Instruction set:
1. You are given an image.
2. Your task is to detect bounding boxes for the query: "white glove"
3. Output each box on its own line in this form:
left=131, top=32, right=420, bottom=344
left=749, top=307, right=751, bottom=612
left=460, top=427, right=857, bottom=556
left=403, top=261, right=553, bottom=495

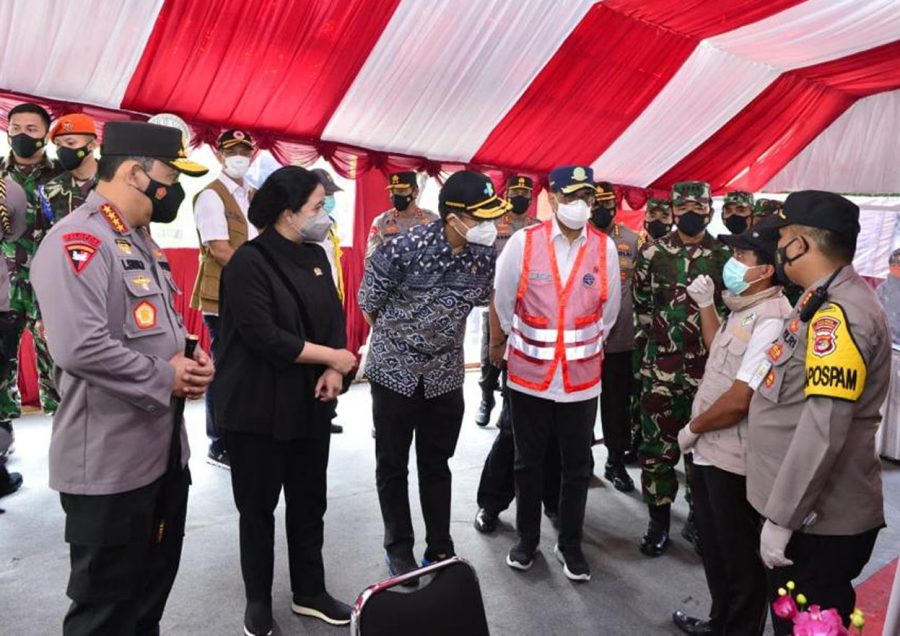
left=677, top=424, right=699, bottom=453
left=686, top=274, right=715, bottom=308
left=760, top=519, right=794, bottom=569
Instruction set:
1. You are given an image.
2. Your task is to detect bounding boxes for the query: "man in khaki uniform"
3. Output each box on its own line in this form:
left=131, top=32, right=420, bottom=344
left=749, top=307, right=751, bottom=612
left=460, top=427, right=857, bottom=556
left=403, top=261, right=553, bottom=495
left=364, top=171, right=437, bottom=263
left=745, top=192, right=890, bottom=634
left=31, top=121, right=214, bottom=635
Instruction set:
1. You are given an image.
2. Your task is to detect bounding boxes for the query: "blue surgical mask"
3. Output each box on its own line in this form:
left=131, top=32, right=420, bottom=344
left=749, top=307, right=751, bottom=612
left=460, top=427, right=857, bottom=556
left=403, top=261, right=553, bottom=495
left=323, top=195, right=336, bottom=215
left=723, top=257, right=760, bottom=295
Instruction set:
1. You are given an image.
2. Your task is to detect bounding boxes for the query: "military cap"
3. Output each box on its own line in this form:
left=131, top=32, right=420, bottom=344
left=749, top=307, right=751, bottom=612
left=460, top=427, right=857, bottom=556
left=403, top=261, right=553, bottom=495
left=440, top=170, right=510, bottom=220
left=386, top=171, right=418, bottom=191
left=671, top=181, right=712, bottom=206
left=549, top=165, right=594, bottom=194
left=310, top=168, right=343, bottom=194
left=646, top=197, right=671, bottom=212
left=767, top=190, right=859, bottom=239
left=718, top=224, right=779, bottom=260
left=594, top=181, right=616, bottom=202
left=217, top=129, right=255, bottom=150
left=101, top=121, right=208, bottom=176
left=50, top=113, right=97, bottom=140
left=752, top=198, right=783, bottom=218
left=506, top=175, right=533, bottom=191
left=724, top=190, right=754, bottom=208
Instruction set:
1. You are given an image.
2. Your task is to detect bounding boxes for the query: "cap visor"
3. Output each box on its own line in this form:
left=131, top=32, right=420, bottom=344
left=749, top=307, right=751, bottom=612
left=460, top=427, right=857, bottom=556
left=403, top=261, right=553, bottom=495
left=470, top=198, right=512, bottom=220
left=220, top=139, right=255, bottom=150
left=167, top=158, right=209, bottom=177
left=717, top=233, right=756, bottom=250
left=560, top=183, right=595, bottom=195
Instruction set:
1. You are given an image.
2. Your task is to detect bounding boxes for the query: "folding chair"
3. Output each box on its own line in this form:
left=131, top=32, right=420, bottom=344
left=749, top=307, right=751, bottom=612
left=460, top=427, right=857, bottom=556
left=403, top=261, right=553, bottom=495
left=351, top=556, right=490, bottom=636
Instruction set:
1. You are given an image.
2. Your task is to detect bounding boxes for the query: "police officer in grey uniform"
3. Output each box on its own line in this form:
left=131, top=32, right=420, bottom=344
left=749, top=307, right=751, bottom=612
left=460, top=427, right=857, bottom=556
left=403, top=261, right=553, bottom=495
left=31, top=121, right=214, bottom=635
left=364, top=171, right=438, bottom=263
left=0, top=175, right=28, bottom=499
left=745, top=192, right=890, bottom=634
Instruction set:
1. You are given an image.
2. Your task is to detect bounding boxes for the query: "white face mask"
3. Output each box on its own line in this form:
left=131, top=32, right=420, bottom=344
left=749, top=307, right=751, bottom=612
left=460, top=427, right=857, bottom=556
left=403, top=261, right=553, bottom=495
left=555, top=199, right=591, bottom=230
left=465, top=220, right=498, bottom=246
left=223, top=155, right=251, bottom=179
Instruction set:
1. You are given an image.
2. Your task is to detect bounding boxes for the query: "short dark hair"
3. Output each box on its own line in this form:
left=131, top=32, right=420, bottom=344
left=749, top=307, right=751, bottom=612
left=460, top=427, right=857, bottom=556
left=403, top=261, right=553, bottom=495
left=248, top=166, right=320, bottom=229
left=8, top=103, right=51, bottom=132
left=797, top=225, right=855, bottom=264
left=752, top=248, right=775, bottom=267
left=97, top=155, right=154, bottom=182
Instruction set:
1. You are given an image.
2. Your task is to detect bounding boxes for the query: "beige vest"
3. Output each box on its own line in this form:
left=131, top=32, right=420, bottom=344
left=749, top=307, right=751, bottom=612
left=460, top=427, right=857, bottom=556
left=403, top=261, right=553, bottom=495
left=190, top=180, right=253, bottom=314
left=692, top=289, right=792, bottom=475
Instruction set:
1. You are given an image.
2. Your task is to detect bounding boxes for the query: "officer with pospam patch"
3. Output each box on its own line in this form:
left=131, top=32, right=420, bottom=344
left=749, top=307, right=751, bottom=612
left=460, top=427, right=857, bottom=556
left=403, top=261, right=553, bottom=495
left=745, top=191, right=890, bottom=634
left=31, top=121, right=215, bottom=634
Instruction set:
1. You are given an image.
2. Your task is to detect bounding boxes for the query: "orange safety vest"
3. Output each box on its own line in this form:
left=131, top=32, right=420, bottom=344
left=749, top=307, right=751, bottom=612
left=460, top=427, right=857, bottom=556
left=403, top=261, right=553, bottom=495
left=507, top=221, right=608, bottom=394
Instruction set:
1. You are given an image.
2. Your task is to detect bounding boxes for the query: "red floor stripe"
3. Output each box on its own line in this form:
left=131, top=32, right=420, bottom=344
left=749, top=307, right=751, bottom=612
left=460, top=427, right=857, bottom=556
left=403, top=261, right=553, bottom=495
left=855, top=557, right=897, bottom=635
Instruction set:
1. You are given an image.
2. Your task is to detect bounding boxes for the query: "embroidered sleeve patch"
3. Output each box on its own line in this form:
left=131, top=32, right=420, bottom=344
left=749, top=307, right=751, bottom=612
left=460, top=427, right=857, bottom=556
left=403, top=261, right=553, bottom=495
left=804, top=303, right=866, bottom=401
left=62, top=232, right=101, bottom=275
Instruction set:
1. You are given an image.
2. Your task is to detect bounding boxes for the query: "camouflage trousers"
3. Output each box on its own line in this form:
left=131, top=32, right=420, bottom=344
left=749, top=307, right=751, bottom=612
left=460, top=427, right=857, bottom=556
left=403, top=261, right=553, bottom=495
left=0, top=312, right=59, bottom=421
left=638, top=376, right=695, bottom=507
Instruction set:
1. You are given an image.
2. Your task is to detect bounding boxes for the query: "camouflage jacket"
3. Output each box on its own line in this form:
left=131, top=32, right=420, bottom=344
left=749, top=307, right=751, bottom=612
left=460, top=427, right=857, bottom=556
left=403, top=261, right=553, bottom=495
left=632, top=231, right=730, bottom=384
left=38, top=171, right=98, bottom=226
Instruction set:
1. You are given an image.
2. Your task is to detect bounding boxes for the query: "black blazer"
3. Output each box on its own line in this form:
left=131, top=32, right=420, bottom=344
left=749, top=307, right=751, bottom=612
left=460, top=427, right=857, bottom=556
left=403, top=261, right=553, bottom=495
left=213, top=228, right=346, bottom=440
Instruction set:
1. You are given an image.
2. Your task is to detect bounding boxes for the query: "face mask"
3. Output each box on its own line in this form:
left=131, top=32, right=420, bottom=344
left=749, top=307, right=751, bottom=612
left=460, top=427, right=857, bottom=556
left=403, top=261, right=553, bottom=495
left=392, top=193, right=413, bottom=212
left=290, top=209, right=333, bottom=243
left=463, top=220, right=498, bottom=246
left=10, top=133, right=44, bottom=159
left=323, top=195, right=336, bottom=215
left=724, top=215, right=748, bottom=235
left=774, top=237, right=806, bottom=285
left=223, top=155, right=250, bottom=179
left=645, top=219, right=669, bottom=239
left=722, top=257, right=764, bottom=295
left=556, top=199, right=591, bottom=230
left=140, top=173, right=185, bottom=224
left=57, top=145, right=91, bottom=172
left=509, top=196, right=530, bottom=215
left=675, top=211, right=707, bottom=237
left=591, top=207, right=614, bottom=229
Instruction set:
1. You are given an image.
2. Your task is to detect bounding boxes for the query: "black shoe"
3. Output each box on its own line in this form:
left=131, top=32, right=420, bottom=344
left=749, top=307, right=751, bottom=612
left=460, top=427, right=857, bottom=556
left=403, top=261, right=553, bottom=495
left=622, top=448, right=639, bottom=465
left=672, top=610, right=716, bottom=635
left=385, top=552, right=420, bottom=588
left=422, top=548, right=455, bottom=567
left=474, top=393, right=495, bottom=427
left=544, top=510, right=560, bottom=530
left=207, top=446, right=230, bottom=469
left=474, top=508, right=499, bottom=533
left=640, top=505, right=671, bottom=557
left=0, top=472, right=23, bottom=498
left=554, top=544, right=591, bottom=582
left=243, top=601, right=273, bottom=636
left=330, top=423, right=343, bottom=434
left=682, top=512, right=702, bottom=556
left=506, top=541, right=536, bottom=571
left=291, top=591, right=351, bottom=626
left=603, top=461, right=635, bottom=492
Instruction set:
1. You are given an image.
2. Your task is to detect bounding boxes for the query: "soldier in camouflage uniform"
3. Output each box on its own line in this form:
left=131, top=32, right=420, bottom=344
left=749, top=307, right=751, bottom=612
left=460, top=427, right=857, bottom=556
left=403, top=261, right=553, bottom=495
left=0, top=103, right=62, bottom=433
left=364, top=171, right=438, bottom=263
left=722, top=190, right=754, bottom=235
left=37, top=113, right=99, bottom=226
left=642, top=197, right=673, bottom=243
left=748, top=197, right=783, bottom=229
left=633, top=181, right=730, bottom=557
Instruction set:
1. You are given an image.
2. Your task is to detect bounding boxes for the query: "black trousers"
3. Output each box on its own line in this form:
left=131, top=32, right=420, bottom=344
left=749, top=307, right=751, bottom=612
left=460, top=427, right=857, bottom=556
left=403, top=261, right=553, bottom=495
left=691, top=464, right=766, bottom=636
left=478, top=310, right=501, bottom=394
left=225, top=431, right=331, bottom=601
left=509, top=389, right=596, bottom=549
left=476, top=372, right=560, bottom=515
left=60, top=468, right=190, bottom=636
left=203, top=315, right=220, bottom=447
left=372, top=380, right=464, bottom=560
left=767, top=526, right=881, bottom=635
left=599, top=350, right=634, bottom=459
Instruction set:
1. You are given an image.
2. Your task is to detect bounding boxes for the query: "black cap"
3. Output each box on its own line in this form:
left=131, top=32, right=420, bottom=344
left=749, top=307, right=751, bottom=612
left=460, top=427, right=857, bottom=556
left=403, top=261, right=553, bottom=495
left=506, top=175, right=533, bottom=191
left=310, top=168, right=343, bottom=194
left=767, top=190, right=860, bottom=238
left=386, top=171, right=417, bottom=191
left=718, top=222, right=779, bottom=260
left=102, top=121, right=208, bottom=176
left=439, top=170, right=510, bottom=220
left=217, top=129, right=255, bottom=150
left=594, top=181, right=615, bottom=202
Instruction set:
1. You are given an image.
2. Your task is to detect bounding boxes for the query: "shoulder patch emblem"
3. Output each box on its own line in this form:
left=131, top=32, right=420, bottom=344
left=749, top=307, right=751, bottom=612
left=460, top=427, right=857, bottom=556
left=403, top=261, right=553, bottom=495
left=805, top=303, right=866, bottom=401
left=62, top=232, right=101, bottom=275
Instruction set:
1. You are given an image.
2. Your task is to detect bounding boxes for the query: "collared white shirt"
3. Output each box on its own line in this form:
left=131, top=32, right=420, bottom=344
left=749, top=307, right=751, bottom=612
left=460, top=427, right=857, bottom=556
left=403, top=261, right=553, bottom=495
left=193, top=173, right=257, bottom=245
left=494, top=216, right=621, bottom=403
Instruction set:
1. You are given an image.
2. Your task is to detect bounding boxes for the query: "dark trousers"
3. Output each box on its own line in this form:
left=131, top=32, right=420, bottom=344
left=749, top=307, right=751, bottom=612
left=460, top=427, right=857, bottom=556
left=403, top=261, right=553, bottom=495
left=767, top=526, right=881, bottom=635
left=599, top=350, right=634, bottom=460
left=509, top=389, right=596, bottom=549
left=60, top=469, right=190, bottom=636
left=225, top=431, right=330, bottom=601
left=478, top=310, right=501, bottom=394
left=691, top=464, right=766, bottom=636
left=372, top=380, right=464, bottom=560
left=476, top=373, right=560, bottom=515
left=203, top=315, right=220, bottom=447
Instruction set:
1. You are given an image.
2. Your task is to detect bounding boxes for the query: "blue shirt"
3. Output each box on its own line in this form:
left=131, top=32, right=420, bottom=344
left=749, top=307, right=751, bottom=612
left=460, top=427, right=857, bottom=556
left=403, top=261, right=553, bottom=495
left=358, top=221, right=495, bottom=398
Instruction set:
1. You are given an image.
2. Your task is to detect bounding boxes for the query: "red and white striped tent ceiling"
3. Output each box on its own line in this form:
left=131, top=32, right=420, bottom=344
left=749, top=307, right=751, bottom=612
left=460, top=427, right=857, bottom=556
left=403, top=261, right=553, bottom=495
left=2, top=0, right=900, bottom=194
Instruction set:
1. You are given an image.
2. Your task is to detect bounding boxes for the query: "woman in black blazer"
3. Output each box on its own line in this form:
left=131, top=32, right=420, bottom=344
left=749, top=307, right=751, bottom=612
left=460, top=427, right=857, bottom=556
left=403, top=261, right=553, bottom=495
left=214, top=166, right=357, bottom=636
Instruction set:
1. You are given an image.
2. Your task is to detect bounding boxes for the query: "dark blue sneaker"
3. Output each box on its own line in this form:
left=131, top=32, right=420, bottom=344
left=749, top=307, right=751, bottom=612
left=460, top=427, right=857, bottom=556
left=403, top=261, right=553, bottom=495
left=385, top=552, right=419, bottom=587
left=421, top=550, right=454, bottom=567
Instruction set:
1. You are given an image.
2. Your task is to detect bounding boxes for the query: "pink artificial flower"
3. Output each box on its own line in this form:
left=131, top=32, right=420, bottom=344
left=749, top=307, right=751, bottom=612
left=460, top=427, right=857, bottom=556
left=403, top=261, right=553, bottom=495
left=792, top=607, right=850, bottom=636
left=774, top=595, right=799, bottom=620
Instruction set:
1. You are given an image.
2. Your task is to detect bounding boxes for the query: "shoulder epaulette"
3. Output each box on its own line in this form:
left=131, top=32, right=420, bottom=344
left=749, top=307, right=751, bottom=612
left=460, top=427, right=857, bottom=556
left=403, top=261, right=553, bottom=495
left=99, top=203, right=128, bottom=234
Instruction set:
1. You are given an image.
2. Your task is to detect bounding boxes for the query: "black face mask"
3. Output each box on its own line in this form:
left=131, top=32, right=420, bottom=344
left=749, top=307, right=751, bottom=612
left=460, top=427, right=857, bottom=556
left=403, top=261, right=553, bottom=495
left=645, top=219, right=670, bottom=239
left=675, top=211, right=707, bottom=237
left=509, top=195, right=530, bottom=215
left=724, top=215, right=748, bottom=235
left=392, top=193, right=413, bottom=212
left=591, top=207, right=614, bottom=229
left=9, top=133, right=44, bottom=159
left=57, top=145, right=91, bottom=172
left=141, top=174, right=185, bottom=224
left=774, top=237, right=806, bottom=285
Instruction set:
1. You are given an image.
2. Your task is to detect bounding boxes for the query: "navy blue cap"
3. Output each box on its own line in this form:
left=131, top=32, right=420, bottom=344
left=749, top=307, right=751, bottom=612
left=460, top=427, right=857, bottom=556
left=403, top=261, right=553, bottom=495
left=549, top=165, right=594, bottom=194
